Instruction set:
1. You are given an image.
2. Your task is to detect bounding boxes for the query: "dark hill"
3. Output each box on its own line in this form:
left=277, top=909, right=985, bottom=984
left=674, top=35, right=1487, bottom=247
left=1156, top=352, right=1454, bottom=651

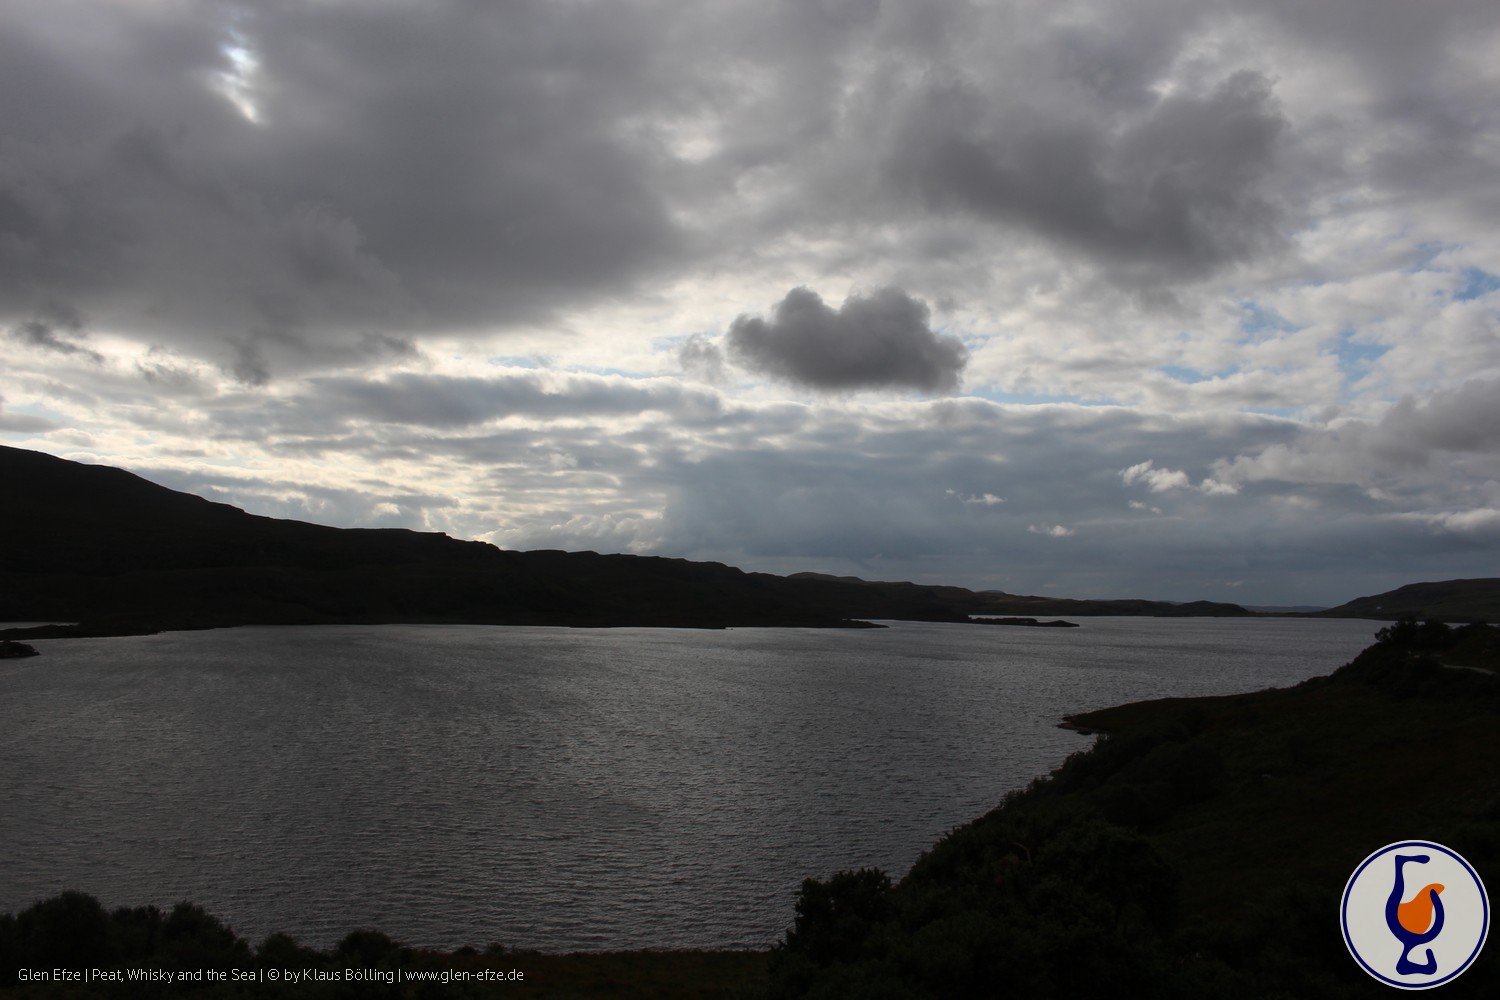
left=0, top=445, right=854, bottom=630
left=1, top=445, right=1250, bottom=634
left=1316, top=578, right=1500, bottom=622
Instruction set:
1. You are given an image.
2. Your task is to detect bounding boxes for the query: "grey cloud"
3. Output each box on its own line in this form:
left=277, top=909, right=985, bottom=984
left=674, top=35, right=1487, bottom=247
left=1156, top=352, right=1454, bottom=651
left=5, top=0, right=1495, bottom=384
left=9, top=303, right=103, bottom=363
left=1047, top=14, right=1192, bottom=112
left=1215, top=379, right=1500, bottom=495
left=1246, top=0, right=1500, bottom=221
left=136, top=359, right=208, bottom=394
left=637, top=400, right=1418, bottom=603
left=0, top=412, right=57, bottom=433
left=141, top=465, right=458, bottom=532
left=0, top=0, right=683, bottom=378
left=230, top=340, right=272, bottom=388
left=1377, top=378, right=1500, bottom=457
left=0, top=393, right=58, bottom=433
left=727, top=287, right=967, bottom=392
left=1254, top=0, right=1499, bottom=87
left=886, top=70, right=1287, bottom=279
left=54, top=360, right=1500, bottom=605
left=219, top=372, right=727, bottom=436
left=678, top=334, right=727, bottom=384
left=0, top=119, right=419, bottom=379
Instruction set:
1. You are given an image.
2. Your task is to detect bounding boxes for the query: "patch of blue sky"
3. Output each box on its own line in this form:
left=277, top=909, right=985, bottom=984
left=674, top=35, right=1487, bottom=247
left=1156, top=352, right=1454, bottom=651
left=1237, top=300, right=1301, bottom=338
left=1334, top=330, right=1389, bottom=401
left=968, top=387, right=1109, bottom=407
left=651, top=332, right=722, bottom=352
left=1335, top=330, right=1389, bottom=372
left=485, top=355, right=545, bottom=368
left=1410, top=241, right=1457, bottom=272
left=582, top=367, right=645, bottom=379
left=1454, top=267, right=1500, bottom=302
left=1243, top=404, right=1302, bottom=419
left=9, top=401, right=66, bottom=422
left=1158, top=364, right=1239, bottom=384
left=1159, top=364, right=1209, bottom=383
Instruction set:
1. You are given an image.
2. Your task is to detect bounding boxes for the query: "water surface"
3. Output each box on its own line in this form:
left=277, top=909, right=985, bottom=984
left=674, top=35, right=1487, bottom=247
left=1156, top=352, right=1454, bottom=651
left=0, top=617, right=1380, bottom=950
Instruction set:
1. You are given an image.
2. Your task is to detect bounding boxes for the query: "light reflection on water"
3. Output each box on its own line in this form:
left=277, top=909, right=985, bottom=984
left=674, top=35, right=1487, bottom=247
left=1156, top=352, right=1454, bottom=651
left=0, top=617, right=1379, bottom=951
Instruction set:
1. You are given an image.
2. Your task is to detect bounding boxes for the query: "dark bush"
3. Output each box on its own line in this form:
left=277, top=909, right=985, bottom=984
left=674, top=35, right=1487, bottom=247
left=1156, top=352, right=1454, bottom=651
left=257, top=930, right=325, bottom=970
left=334, top=928, right=404, bottom=968
left=1375, top=616, right=1452, bottom=650
left=158, top=901, right=252, bottom=970
left=109, top=904, right=165, bottom=962
left=780, top=868, right=893, bottom=968
left=11, top=891, right=113, bottom=971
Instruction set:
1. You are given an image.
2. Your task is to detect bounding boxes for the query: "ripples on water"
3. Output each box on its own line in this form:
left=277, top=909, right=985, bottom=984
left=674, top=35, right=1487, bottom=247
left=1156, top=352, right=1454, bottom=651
left=0, top=618, right=1380, bottom=951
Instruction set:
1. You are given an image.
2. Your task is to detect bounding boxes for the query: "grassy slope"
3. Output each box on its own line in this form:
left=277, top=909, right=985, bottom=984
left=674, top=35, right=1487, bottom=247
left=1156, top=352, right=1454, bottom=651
left=1072, top=666, right=1500, bottom=921
left=1316, top=578, right=1500, bottom=622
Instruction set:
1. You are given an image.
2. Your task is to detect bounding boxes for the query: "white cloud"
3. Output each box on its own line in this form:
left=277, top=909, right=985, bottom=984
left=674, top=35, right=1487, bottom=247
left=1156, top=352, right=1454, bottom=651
left=1398, top=508, right=1500, bottom=539
left=1198, top=478, right=1241, bottom=496
left=1121, top=460, right=1192, bottom=492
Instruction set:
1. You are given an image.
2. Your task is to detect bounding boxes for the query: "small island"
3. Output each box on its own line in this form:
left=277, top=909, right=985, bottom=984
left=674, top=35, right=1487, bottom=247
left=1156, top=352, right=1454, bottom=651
left=0, top=639, right=39, bottom=658
left=971, top=616, right=1080, bottom=627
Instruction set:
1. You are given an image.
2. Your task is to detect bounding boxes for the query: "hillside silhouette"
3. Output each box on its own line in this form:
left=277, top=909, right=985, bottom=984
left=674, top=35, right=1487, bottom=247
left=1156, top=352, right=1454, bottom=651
left=1316, top=578, right=1500, bottom=622
left=3, top=444, right=1251, bottom=635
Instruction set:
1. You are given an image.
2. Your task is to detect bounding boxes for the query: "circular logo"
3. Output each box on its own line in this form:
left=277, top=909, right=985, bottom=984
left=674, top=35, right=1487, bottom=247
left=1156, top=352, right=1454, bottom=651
left=1342, top=841, right=1489, bottom=989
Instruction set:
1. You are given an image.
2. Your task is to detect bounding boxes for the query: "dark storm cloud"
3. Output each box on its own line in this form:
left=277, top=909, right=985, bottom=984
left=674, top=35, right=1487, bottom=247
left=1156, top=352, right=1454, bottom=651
left=1255, top=0, right=1499, bottom=84
left=4, top=0, right=1496, bottom=382
left=0, top=0, right=682, bottom=377
left=240, top=0, right=682, bottom=310
left=885, top=70, right=1287, bottom=278
left=727, top=287, right=967, bottom=392
left=1376, top=378, right=1500, bottom=459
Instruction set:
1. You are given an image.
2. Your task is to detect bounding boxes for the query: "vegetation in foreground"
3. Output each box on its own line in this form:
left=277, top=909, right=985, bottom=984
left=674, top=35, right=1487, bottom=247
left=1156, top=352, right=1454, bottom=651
left=6, top=620, right=1498, bottom=998
left=768, top=619, right=1500, bottom=997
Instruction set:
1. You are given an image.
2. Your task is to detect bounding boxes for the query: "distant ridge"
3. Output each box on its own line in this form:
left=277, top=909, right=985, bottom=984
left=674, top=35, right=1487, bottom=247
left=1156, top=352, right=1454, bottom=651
left=1245, top=604, right=1328, bottom=614
left=1315, top=578, right=1500, bottom=622
left=1, top=445, right=1252, bottom=635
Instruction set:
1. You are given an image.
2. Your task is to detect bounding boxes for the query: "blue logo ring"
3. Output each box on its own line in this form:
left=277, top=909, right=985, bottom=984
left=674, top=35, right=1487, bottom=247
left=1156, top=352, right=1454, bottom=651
left=1341, top=840, right=1489, bottom=989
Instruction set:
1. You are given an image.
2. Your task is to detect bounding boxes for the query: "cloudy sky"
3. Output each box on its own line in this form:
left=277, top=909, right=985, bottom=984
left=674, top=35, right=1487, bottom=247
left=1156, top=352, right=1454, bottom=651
left=4, top=0, right=1499, bottom=607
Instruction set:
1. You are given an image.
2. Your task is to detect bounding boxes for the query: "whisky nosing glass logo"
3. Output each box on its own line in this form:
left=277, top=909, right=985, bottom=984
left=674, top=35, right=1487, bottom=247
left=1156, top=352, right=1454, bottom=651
left=1341, top=841, right=1489, bottom=989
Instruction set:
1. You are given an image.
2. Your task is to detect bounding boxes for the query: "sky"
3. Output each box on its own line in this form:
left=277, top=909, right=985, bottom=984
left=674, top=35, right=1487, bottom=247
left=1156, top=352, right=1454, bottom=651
left=3, top=0, right=1499, bottom=608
